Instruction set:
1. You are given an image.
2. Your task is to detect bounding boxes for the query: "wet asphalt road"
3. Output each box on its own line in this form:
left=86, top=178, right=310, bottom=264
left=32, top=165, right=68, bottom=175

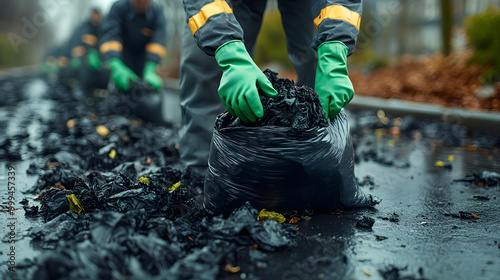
left=1, top=76, right=499, bottom=280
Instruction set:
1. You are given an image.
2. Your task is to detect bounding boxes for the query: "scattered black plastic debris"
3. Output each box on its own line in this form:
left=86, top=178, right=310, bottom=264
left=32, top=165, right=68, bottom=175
left=24, top=206, right=40, bottom=217
left=473, top=195, right=490, bottom=200
left=444, top=211, right=480, bottom=219
left=381, top=213, right=400, bottom=222
left=455, top=171, right=500, bottom=187
left=359, top=149, right=411, bottom=168
left=375, top=235, right=388, bottom=241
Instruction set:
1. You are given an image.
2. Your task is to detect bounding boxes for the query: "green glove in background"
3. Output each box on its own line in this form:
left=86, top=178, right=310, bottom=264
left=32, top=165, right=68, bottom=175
left=315, top=41, right=354, bottom=119
left=215, top=40, right=277, bottom=122
left=109, top=58, right=139, bottom=92
left=87, top=49, right=101, bottom=70
left=143, top=61, right=163, bottom=91
left=41, top=61, right=59, bottom=74
left=70, top=57, right=81, bottom=69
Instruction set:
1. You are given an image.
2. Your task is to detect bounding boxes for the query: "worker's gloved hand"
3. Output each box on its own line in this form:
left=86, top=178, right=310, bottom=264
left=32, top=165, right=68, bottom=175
left=87, top=49, right=101, bottom=70
left=215, top=40, right=277, bottom=122
left=70, top=57, right=81, bottom=69
left=143, top=61, right=163, bottom=91
left=109, top=58, right=139, bottom=92
left=315, top=41, right=354, bottom=119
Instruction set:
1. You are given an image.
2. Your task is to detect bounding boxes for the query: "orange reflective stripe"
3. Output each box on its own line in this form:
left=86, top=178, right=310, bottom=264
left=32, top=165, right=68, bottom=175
left=100, top=41, right=123, bottom=54
left=71, top=46, right=86, bottom=57
left=82, top=34, right=97, bottom=46
left=146, top=43, right=167, bottom=58
left=188, top=0, right=233, bottom=35
left=313, top=5, right=361, bottom=30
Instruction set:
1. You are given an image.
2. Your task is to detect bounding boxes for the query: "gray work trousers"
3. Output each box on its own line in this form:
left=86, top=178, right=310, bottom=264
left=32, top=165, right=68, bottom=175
left=179, top=0, right=318, bottom=175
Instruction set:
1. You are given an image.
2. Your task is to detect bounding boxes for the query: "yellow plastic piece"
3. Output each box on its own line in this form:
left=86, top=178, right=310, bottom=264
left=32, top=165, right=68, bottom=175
left=66, top=119, right=76, bottom=129
left=67, top=194, right=84, bottom=214
left=108, top=149, right=116, bottom=159
left=257, top=209, right=286, bottom=223
left=448, top=155, right=455, bottom=162
left=168, top=181, right=182, bottom=192
left=139, top=176, right=150, bottom=185
left=435, top=161, right=445, bottom=167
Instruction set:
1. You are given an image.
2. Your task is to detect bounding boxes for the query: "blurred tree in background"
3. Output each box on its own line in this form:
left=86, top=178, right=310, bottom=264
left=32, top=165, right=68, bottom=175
left=464, top=6, right=500, bottom=83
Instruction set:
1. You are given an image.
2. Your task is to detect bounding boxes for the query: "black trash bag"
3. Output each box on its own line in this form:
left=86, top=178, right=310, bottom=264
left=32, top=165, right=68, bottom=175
left=205, top=70, right=378, bottom=214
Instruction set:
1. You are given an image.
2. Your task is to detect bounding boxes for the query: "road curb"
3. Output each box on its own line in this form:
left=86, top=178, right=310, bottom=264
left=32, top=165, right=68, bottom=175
left=348, top=95, right=500, bottom=135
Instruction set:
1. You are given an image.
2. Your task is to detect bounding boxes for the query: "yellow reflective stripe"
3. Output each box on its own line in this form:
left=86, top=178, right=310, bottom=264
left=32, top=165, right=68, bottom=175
left=146, top=43, right=167, bottom=58
left=100, top=41, right=123, bottom=54
left=82, top=34, right=97, bottom=46
left=314, top=5, right=361, bottom=30
left=71, top=46, right=86, bottom=57
left=188, top=0, right=233, bottom=35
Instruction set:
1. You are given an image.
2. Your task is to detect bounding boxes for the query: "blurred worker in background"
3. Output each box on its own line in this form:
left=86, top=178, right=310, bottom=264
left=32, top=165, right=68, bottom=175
left=180, top=0, right=361, bottom=175
left=99, top=0, right=167, bottom=123
left=67, top=8, right=110, bottom=92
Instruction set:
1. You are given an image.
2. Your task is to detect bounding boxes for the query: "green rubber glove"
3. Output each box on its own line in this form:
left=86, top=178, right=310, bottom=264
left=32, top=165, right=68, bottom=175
left=143, top=61, right=163, bottom=91
left=70, top=57, right=81, bottom=69
left=109, top=58, right=139, bottom=92
left=87, top=49, right=101, bottom=70
left=215, top=40, right=277, bottom=122
left=315, top=41, right=354, bottom=119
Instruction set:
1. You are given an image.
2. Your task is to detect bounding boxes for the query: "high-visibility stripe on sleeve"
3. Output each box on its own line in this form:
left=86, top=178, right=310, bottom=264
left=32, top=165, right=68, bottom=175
left=71, top=46, right=86, bottom=57
left=188, top=0, right=233, bottom=35
left=146, top=43, right=167, bottom=58
left=82, top=34, right=98, bottom=46
left=100, top=40, right=123, bottom=54
left=314, top=5, right=361, bottom=30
